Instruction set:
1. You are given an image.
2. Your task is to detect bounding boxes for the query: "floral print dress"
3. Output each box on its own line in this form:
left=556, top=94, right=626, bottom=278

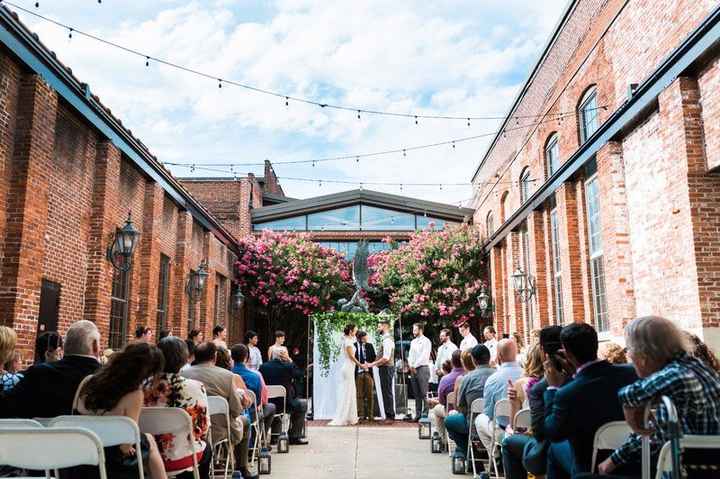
left=144, top=373, right=210, bottom=473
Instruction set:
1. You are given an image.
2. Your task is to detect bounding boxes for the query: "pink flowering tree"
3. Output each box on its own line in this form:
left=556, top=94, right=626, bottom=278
left=370, top=224, right=487, bottom=326
left=235, top=231, right=353, bottom=316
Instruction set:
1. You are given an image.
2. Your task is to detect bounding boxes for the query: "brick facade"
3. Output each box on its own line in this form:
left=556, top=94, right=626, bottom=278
left=0, top=43, right=238, bottom=361
left=472, top=0, right=720, bottom=349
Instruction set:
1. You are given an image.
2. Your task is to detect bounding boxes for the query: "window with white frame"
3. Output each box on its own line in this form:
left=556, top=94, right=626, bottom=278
left=520, top=167, right=532, bottom=204
left=584, top=159, right=608, bottom=332
left=578, top=87, right=599, bottom=143
left=550, top=208, right=564, bottom=325
left=545, top=133, right=560, bottom=178
left=486, top=211, right=494, bottom=238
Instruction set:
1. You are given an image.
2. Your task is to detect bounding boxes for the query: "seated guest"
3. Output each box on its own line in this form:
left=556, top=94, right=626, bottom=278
left=34, top=330, right=63, bottom=364
left=182, top=342, right=256, bottom=479
left=599, top=342, right=628, bottom=365
left=685, top=331, right=720, bottom=373
left=145, top=337, right=211, bottom=478
left=475, top=339, right=524, bottom=457
left=215, top=346, right=233, bottom=370
left=245, top=331, right=263, bottom=371
left=0, top=320, right=101, bottom=418
left=502, top=325, right=562, bottom=479
left=507, top=343, right=544, bottom=434
left=596, top=317, right=720, bottom=476
left=268, top=330, right=289, bottom=362
left=544, top=323, right=637, bottom=478
left=428, top=350, right=464, bottom=445
left=189, top=328, right=204, bottom=346
left=454, top=349, right=477, bottom=393
left=212, top=325, right=228, bottom=349
left=259, top=349, right=308, bottom=445
left=231, top=344, right=277, bottom=441
left=158, top=329, right=171, bottom=341
left=134, top=325, right=153, bottom=343
left=445, top=345, right=495, bottom=460
left=2, top=351, right=23, bottom=392
left=183, top=339, right=196, bottom=371
left=76, top=342, right=167, bottom=479
left=0, top=327, right=19, bottom=392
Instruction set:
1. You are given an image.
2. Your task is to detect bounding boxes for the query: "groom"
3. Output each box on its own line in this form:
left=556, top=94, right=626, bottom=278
left=355, top=331, right=376, bottom=421
left=368, top=317, right=395, bottom=421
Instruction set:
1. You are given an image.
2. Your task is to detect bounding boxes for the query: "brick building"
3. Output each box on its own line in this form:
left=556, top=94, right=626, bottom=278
left=0, top=8, right=240, bottom=360
left=471, top=0, right=720, bottom=349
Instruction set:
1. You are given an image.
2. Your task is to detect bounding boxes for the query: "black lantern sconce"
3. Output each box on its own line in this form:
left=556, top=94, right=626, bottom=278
left=106, top=212, right=140, bottom=272
left=511, top=267, right=536, bottom=303
left=418, top=416, right=431, bottom=439
left=232, top=287, right=245, bottom=311
left=476, top=285, right=495, bottom=318
left=186, top=260, right=209, bottom=302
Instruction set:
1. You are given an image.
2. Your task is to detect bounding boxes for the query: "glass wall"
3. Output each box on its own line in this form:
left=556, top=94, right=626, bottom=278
left=254, top=204, right=453, bottom=231
left=317, top=240, right=395, bottom=259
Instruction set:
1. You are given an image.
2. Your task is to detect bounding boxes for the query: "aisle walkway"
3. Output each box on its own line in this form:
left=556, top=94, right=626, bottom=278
left=271, top=426, right=454, bottom=479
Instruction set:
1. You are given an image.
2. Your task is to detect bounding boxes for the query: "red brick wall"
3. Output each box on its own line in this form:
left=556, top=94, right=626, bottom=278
left=0, top=49, right=238, bottom=358
left=473, top=0, right=720, bottom=348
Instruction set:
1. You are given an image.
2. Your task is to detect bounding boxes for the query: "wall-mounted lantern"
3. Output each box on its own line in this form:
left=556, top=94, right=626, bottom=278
left=106, top=212, right=140, bottom=272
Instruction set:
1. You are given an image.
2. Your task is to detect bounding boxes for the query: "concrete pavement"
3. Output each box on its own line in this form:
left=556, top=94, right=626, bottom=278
left=270, top=426, right=456, bottom=479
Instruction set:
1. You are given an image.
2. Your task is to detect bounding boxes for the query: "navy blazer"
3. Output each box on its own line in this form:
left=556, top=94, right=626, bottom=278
left=259, top=359, right=304, bottom=405
left=543, top=361, right=637, bottom=474
left=354, top=342, right=376, bottom=375
left=0, top=355, right=100, bottom=419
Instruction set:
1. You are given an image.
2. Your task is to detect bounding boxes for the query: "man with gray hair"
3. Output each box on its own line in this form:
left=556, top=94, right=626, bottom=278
left=0, top=320, right=101, bottom=418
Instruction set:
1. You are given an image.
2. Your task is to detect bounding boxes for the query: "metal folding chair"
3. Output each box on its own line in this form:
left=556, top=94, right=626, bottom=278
left=467, top=398, right=487, bottom=478
left=207, top=396, right=235, bottom=479
left=590, top=421, right=632, bottom=473
left=267, top=385, right=289, bottom=442
left=140, top=407, right=200, bottom=479
left=489, top=398, right=512, bottom=478
left=445, top=391, right=457, bottom=457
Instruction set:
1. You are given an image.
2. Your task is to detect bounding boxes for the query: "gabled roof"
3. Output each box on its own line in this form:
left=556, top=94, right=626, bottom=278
left=251, top=189, right=473, bottom=223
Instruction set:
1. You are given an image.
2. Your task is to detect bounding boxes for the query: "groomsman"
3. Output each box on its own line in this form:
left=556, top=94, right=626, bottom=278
left=434, top=328, right=458, bottom=380
left=370, top=318, right=395, bottom=421
left=408, top=323, right=432, bottom=421
left=458, top=322, right=479, bottom=351
left=354, top=331, right=376, bottom=421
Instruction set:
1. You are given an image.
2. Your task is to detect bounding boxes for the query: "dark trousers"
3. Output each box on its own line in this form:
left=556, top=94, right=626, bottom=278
left=271, top=397, right=308, bottom=440
left=378, top=365, right=395, bottom=419
left=502, top=433, right=532, bottom=479
left=261, top=402, right=277, bottom=442
left=409, top=365, right=430, bottom=418
left=547, top=441, right=574, bottom=479
left=356, top=372, right=374, bottom=419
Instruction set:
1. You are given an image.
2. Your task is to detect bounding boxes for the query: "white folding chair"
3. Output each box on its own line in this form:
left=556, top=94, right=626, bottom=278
left=244, top=390, right=265, bottom=470
left=207, top=396, right=235, bottom=479
left=50, top=416, right=145, bottom=479
left=0, top=418, right=44, bottom=429
left=140, top=407, right=200, bottom=479
left=590, top=421, right=632, bottom=472
left=267, top=385, right=289, bottom=441
left=0, top=427, right=107, bottom=479
left=445, top=392, right=457, bottom=457
left=489, top=398, right=512, bottom=478
left=513, top=408, right=532, bottom=432
left=655, top=435, right=720, bottom=479
left=468, top=398, right=487, bottom=477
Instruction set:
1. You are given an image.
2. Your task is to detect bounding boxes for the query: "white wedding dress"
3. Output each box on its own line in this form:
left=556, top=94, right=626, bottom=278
left=328, top=336, right=359, bottom=426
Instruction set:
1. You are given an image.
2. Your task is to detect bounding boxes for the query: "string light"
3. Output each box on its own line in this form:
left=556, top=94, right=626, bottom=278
left=5, top=1, right=608, bottom=125
left=145, top=56, right=150, bottom=67
left=67, top=27, right=72, bottom=39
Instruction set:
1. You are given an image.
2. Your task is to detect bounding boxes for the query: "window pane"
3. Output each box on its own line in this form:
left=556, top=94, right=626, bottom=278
left=416, top=215, right=447, bottom=230
left=110, top=267, right=130, bottom=349
left=254, top=216, right=306, bottom=231
left=520, top=169, right=531, bottom=203
left=486, top=213, right=494, bottom=237
left=550, top=209, right=564, bottom=325
left=361, top=205, right=415, bottom=231
left=591, top=256, right=609, bottom=331
left=580, top=90, right=599, bottom=143
left=317, top=240, right=393, bottom=259
left=546, top=137, right=560, bottom=177
left=307, top=206, right=360, bottom=231
left=585, top=177, right=603, bottom=255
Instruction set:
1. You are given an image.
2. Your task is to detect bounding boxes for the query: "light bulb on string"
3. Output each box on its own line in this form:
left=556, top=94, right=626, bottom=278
left=190, top=164, right=195, bottom=173
left=68, top=28, right=73, bottom=39
left=400, top=184, right=403, bottom=192
left=318, top=180, right=322, bottom=187
left=145, top=56, right=150, bottom=67
left=467, top=118, right=471, bottom=128
left=218, top=79, right=222, bottom=89
left=357, top=110, right=361, bottom=120
left=285, top=97, right=289, bottom=107
left=402, top=149, right=406, bottom=157
left=35, top=2, right=39, bottom=7
left=439, top=184, right=443, bottom=190
left=414, top=116, right=419, bottom=125
left=312, top=160, right=316, bottom=167
left=356, top=156, right=360, bottom=163
left=452, top=141, right=456, bottom=150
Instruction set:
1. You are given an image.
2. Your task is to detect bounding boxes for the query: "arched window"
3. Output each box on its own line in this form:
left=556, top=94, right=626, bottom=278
left=578, top=86, right=599, bottom=143
left=486, top=211, right=494, bottom=237
left=545, top=133, right=560, bottom=178
left=500, top=191, right=509, bottom=223
left=519, top=167, right=532, bottom=204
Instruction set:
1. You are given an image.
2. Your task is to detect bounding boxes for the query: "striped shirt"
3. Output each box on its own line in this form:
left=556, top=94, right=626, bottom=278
left=610, top=354, right=720, bottom=465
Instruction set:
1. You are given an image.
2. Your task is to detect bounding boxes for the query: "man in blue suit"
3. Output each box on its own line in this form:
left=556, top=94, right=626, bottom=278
left=543, top=323, right=637, bottom=478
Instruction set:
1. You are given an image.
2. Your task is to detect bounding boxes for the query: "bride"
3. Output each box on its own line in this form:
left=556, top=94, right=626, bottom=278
left=328, top=323, right=365, bottom=426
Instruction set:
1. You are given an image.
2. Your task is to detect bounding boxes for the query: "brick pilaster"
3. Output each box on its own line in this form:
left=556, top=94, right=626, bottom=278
left=509, top=231, right=524, bottom=337
left=530, top=210, right=551, bottom=327
left=490, top=245, right=505, bottom=334
left=172, top=211, right=193, bottom=337
left=136, top=181, right=164, bottom=332
left=83, top=141, right=122, bottom=339
left=0, top=75, right=57, bottom=357
left=557, top=182, right=587, bottom=324
left=596, top=141, right=636, bottom=336
left=200, top=231, right=214, bottom=339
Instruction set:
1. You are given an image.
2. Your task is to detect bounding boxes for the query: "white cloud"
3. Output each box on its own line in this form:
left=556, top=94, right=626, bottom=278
left=12, top=0, right=567, bottom=204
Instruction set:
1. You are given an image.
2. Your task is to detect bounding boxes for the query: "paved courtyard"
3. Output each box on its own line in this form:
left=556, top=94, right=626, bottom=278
left=271, top=426, right=454, bottom=479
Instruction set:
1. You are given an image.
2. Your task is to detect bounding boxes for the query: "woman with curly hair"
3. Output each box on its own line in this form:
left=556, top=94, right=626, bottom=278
left=686, top=332, right=720, bottom=372
left=76, top=342, right=167, bottom=479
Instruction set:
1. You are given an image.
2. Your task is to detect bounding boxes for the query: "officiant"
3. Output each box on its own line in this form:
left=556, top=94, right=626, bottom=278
left=355, top=330, right=376, bottom=422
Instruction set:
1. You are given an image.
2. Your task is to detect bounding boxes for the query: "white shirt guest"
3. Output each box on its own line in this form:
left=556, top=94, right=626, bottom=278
left=434, top=328, right=458, bottom=378
left=458, top=323, right=478, bottom=351
left=408, top=333, right=432, bottom=370
left=483, top=326, right=498, bottom=363
left=245, top=331, right=263, bottom=371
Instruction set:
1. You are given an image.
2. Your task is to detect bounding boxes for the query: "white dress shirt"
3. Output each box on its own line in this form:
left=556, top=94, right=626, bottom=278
left=248, top=345, right=263, bottom=370
left=484, top=338, right=498, bottom=362
left=408, top=335, right=432, bottom=369
left=460, top=333, right=479, bottom=351
left=434, top=340, right=458, bottom=373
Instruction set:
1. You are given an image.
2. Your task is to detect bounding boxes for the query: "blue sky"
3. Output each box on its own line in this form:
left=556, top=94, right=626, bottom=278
left=12, top=0, right=568, bottom=205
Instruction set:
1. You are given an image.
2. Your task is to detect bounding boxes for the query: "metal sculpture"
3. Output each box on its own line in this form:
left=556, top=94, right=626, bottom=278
left=337, top=240, right=373, bottom=312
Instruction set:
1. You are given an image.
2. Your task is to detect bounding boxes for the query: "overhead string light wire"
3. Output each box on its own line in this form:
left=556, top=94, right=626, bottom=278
left=7, top=0, right=605, bottom=124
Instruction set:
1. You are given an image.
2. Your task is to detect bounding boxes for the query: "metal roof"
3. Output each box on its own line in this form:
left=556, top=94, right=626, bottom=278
left=251, top=189, right=474, bottom=223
